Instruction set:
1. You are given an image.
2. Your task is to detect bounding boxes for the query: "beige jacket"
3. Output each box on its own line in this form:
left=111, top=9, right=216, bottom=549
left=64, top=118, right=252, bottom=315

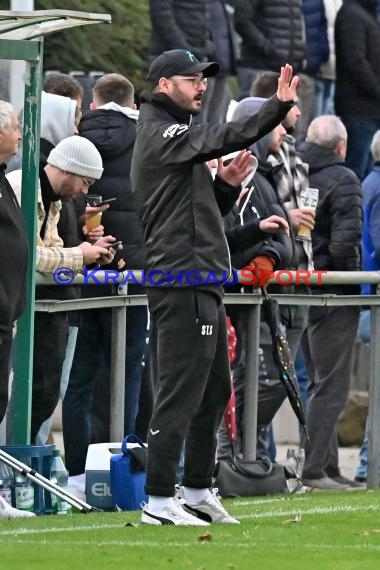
left=6, top=169, right=84, bottom=274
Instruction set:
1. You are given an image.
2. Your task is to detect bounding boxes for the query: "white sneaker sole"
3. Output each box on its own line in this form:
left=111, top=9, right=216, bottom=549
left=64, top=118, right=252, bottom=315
left=141, top=510, right=209, bottom=526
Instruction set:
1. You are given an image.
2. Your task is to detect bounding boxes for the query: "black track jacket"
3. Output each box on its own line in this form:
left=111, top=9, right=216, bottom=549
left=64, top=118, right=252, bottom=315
left=131, top=92, right=293, bottom=289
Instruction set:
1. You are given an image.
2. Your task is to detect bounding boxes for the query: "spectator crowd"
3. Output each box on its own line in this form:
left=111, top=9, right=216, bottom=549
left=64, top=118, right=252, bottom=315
left=1, top=0, right=380, bottom=522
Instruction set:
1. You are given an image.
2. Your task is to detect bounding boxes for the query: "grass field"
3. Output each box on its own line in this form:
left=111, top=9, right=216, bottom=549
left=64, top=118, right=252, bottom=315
left=1, top=490, right=380, bottom=570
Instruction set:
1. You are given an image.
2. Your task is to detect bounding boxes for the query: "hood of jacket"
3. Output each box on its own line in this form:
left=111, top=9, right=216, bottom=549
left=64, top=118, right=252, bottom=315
left=297, top=140, right=345, bottom=173
left=79, top=108, right=137, bottom=159
left=40, top=91, right=76, bottom=146
left=232, top=97, right=272, bottom=162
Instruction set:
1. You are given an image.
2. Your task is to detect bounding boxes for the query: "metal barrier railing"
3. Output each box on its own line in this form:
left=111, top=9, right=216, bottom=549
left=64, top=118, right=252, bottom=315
left=34, top=270, right=380, bottom=489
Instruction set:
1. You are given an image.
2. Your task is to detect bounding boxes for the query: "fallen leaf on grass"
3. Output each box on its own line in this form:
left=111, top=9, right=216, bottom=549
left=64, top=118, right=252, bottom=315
left=361, top=531, right=370, bottom=537
left=359, top=529, right=380, bottom=536
left=281, top=514, right=302, bottom=524
left=198, top=533, right=213, bottom=543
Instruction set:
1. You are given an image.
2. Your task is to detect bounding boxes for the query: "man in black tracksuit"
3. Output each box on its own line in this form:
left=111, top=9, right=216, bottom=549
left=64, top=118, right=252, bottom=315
left=131, top=49, right=298, bottom=525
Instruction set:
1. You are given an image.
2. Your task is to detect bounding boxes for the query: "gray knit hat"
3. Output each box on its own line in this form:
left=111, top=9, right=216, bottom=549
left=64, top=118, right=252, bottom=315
left=47, top=135, right=103, bottom=179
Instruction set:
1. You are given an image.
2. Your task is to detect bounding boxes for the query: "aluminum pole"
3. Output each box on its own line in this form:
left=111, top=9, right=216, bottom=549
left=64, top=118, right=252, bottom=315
left=242, top=300, right=261, bottom=460
left=109, top=307, right=126, bottom=441
left=367, top=305, right=380, bottom=489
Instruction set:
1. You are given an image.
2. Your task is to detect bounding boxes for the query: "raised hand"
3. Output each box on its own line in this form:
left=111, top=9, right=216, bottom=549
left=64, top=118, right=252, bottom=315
left=217, top=149, right=255, bottom=188
left=277, top=64, right=299, bottom=103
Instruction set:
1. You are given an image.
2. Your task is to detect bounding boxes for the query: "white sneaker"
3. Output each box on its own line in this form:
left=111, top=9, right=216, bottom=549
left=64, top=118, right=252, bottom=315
left=178, top=487, right=239, bottom=524
left=0, top=496, right=36, bottom=519
left=141, top=498, right=210, bottom=526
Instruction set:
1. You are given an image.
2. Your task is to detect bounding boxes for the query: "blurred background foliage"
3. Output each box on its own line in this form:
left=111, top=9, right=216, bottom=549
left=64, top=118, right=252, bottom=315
left=0, top=0, right=151, bottom=92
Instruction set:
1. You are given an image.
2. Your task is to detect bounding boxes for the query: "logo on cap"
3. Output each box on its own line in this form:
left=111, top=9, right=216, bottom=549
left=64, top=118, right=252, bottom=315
left=186, top=51, right=196, bottom=62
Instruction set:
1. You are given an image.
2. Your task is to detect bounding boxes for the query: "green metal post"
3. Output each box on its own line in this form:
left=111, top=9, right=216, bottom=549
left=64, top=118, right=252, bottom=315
left=9, top=41, right=43, bottom=444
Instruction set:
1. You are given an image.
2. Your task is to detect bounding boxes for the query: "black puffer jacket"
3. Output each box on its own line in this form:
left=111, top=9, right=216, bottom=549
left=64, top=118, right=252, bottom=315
left=79, top=109, right=145, bottom=270
left=335, top=0, right=380, bottom=117
left=234, top=0, right=306, bottom=71
left=298, top=141, right=363, bottom=294
left=149, top=0, right=212, bottom=60
left=207, top=0, right=236, bottom=76
left=131, top=91, right=293, bottom=289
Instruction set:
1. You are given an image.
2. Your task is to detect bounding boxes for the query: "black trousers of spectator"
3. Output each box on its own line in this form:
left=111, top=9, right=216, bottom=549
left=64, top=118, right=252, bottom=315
left=30, top=312, right=68, bottom=442
left=145, top=287, right=231, bottom=497
left=0, top=329, right=13, bottom=424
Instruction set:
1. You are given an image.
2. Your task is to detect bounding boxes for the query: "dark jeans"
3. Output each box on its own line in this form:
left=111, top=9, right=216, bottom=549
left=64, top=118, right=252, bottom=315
left=62, top=305, right=147, bottom=475
left=31, top=312, right=69, bottom=442
left=0, top=329, right=13, bottom=425
left=342, top=116, right=380, bottom=181
left=145, top=288, right=231, bottom=496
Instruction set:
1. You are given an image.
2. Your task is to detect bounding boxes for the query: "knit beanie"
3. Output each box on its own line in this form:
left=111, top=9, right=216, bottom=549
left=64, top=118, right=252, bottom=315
left=47, top=135, right=103, bottom=179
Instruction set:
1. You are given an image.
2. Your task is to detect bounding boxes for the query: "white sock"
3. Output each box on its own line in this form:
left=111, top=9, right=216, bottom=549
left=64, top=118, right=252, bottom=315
left=182, top=486, right=210, bottom=504
left=147, top=495, right=174, bottom=513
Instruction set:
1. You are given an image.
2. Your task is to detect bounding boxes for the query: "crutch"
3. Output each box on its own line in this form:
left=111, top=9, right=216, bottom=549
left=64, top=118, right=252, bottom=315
left=0, top=449, right=101, bottom=513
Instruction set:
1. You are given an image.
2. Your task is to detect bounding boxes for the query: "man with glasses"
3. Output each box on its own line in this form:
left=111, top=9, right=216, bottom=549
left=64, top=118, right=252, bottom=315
left=7, top=135, right=118, bottom=442
left=131, top=49, right=299, bottom=525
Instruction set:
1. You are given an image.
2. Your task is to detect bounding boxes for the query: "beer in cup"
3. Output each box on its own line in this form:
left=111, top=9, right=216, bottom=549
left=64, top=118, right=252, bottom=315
left=296, top=188, right=319, bottom=241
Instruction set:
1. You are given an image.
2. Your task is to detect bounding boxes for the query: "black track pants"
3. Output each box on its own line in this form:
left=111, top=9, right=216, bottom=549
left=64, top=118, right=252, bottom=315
left=146, top=287, right=231, bottom=496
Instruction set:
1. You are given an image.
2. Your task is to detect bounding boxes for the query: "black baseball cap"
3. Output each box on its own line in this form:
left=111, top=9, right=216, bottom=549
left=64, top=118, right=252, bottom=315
left=147, top=49, right=220, bottom=85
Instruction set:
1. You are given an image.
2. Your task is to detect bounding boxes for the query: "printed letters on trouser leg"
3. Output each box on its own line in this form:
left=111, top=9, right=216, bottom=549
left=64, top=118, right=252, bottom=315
left=183, top=295, right=231, bottom=489
left=145, top=288, right=231, bottom=496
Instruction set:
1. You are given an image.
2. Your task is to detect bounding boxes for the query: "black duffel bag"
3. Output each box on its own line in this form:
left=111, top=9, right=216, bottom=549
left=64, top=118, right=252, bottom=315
left=214, top=456, right=289, bottom=498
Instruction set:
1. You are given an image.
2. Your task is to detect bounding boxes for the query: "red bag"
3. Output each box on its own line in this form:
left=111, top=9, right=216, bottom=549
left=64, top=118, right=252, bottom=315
left=224, top=317, right=237, bottom=441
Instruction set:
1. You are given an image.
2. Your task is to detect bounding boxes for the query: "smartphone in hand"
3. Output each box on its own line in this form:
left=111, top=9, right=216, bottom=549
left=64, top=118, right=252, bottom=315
left=103, top=240, right=122, bottom=249
left=98, top=197, right=117, bottom=207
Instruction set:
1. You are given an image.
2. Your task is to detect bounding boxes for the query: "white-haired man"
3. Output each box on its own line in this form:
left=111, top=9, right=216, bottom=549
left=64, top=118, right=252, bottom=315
left=298, top=115, right=363, bottom=490
left=0, top=101, right=34, bottom=518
